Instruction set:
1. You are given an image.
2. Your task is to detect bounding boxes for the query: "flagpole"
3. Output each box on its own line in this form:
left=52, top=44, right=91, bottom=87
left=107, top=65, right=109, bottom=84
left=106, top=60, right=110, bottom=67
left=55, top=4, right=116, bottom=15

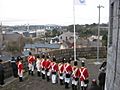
left=73, top=0, right=76, bottom=61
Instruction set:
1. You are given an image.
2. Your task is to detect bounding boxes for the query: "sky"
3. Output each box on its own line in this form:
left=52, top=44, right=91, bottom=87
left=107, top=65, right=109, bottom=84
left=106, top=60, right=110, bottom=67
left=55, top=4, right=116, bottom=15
left=0, top=0, right=109, bottom=26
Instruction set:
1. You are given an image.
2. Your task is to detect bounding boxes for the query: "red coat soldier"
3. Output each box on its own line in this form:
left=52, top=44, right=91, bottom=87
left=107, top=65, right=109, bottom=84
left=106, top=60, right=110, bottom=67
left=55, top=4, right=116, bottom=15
left=71, top=61, right=80, bottom=90
left=64, top=59, right=72, bottom=89
left=45, top=56, right=51, bottom=81
left=58, top=59, right=64, bottom=85
left=79, top=61, right=89, bottom=90
left=40, top=55, right=46, bottom=79
left=36, top=55, right=41, bottom=77
left=17, top=56, right=23, bottom=82
left=27, top=52, right=36, bottom=76
left=51, top=57, right=58, bottom=84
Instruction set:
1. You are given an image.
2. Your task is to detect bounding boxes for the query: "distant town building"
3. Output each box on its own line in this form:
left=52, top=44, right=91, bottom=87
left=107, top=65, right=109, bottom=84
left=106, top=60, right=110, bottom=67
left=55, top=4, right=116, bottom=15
left=58, top=31, right=78, bottom=44
left=23, top=43, right=61, bottom=54
left=36, top=29, right=47, bottom=37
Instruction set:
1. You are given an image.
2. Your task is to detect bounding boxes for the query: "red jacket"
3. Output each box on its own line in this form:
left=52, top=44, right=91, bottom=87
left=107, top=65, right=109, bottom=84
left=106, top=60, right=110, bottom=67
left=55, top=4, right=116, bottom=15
left=79, top=67, right=89, bottom=81
left=40, top=58, right=46, bottom=68
left=27, top=55, right=36, bottom=64
left=64, top=63, right=72, bottom=74
left=51, top=62, right=58, bottom=72
left=72, top=66, right=80, bottom=78
left=58, top=63, right=64, bottom=74
left=17, top=61, right=23, bottom=74
left=45, top=59, right=51, bottom=70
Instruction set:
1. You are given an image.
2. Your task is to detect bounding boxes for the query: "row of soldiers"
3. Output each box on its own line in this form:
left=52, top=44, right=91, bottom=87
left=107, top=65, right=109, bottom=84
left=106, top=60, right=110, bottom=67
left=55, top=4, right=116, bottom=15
left=26, top=52, right=89, bottom=90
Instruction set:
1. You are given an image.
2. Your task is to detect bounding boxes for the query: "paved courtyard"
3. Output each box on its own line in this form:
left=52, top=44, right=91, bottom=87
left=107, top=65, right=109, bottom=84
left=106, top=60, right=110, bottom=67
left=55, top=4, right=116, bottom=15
left=0, top=59, right=105, bottom=90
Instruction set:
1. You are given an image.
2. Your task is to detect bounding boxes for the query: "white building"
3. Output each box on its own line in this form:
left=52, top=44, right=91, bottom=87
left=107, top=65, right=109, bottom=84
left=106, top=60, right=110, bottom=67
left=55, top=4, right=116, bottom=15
left=36, top=29, right=47, bottom=37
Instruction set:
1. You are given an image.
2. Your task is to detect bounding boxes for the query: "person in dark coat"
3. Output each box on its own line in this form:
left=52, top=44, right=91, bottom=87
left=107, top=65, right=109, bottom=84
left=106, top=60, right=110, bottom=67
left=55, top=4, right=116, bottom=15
left=88, top=79, right=101, bottom=90
left=98, top=69, right=106, bottom=90
left=10, top=57, right=18, bottom=77
left=99, top=61, right=107, bottom=72
left=0, top=59, right=5, bottom=85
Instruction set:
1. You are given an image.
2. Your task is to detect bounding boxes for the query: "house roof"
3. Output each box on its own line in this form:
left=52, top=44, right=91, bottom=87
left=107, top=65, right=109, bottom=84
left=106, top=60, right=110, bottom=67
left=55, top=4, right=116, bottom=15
left=24, top=43, right=60, bottom=49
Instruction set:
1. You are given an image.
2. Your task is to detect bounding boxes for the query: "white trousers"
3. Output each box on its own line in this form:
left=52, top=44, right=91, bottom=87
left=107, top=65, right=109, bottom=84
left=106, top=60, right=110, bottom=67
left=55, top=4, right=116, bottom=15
left=81, top=81, right=87, bottom=87
left=65, top=77, right=70, bottom=83
left=36, top=65, right=40, bottom=72
left=41, top=70, right=45, bottom=75
left=18, top=70, right=23, bottom=77
left=72, top=79, right=78, bottom=86
left=28, top=63, right=34, bottom=71
left=59, top=75, right=64, bottom=80
left=52, top=74, right=57, bottom=83
left=47, top=71, right=51, bottom=76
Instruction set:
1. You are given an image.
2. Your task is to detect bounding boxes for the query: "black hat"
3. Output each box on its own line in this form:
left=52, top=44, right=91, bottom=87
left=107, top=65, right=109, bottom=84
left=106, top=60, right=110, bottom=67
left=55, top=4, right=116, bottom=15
left=17, top=56, right=21, bottom=60
left=29, top=52, right=32, bottom=55
left=42, top=55, right=45, bottom=58
left=0, top=59, right=3, bottom=62
left=74, top=61, right=78, bottom=66
left=81, top=60, right=85, bottom=66
left=53, top=57, right=56, bottom=62
left=46, top=56, right=49, bottom=59
left=37, top=55, right=40, bottom=58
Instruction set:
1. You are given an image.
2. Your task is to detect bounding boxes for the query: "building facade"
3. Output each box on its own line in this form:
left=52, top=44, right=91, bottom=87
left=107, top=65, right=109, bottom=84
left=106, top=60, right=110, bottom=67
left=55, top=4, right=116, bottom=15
left=106, top=0, right=120, bottom=90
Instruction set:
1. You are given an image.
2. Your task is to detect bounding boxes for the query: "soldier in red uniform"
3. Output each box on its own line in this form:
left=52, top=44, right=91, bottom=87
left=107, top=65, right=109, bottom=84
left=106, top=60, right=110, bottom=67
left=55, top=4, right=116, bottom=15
left=64, top=59, right=72, bottom=89
left=36, top=55, right=41, bottom=77
left=71, top=61, right=80, bottom=90
left=40, top=55, right=46, bottom=79
left=79, top=61, right=89, bottom=90
left=27, top=52, right=36, bottom=76
left=45, top=56, right=51, bottom=82
left=58, top=58, right=65, bottom=85
left=51, top=57, right=58, bottom=84
left=17, top=56, right=24, bottom=82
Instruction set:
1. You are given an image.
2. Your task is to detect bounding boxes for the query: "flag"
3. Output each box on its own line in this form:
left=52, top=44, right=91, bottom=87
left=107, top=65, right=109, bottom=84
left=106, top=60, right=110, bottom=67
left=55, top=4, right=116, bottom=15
left=74, top=0, right=86, bottom=5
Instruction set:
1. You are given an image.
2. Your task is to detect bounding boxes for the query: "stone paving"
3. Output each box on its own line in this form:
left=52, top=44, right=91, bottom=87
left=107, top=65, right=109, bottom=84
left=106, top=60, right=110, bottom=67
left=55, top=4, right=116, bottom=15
left=0, top=59, right=105, bottom=90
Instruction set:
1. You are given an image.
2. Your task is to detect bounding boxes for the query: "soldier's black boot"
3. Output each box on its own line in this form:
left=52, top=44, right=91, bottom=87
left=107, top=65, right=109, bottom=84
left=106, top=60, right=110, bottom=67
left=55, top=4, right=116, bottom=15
left=37, top=71, right=40, bottom=77
left=31, top=71, right=34, bottom=76
left=47, top=76, right=50, bottom=81
left=28, top=70, right=31, bottom=75
left=65, top=82, right=69, bottom=89
left=42, top=73, right=45, bottom=79
left=74, top=85, right=77, bottom=90
left=84, top=87, right=87, bottom=90
left=81, top=87, right=84, bottom=90
left=72, top=84, right=75, bottom=90
left=19, top=77, right=23, bottom=82
left=60, top=79, right=63, bottom=85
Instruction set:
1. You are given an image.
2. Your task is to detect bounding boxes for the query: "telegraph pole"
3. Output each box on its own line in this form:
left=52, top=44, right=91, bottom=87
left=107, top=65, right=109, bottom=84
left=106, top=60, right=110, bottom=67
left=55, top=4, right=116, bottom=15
left=96, top=4, right=104, bottom=64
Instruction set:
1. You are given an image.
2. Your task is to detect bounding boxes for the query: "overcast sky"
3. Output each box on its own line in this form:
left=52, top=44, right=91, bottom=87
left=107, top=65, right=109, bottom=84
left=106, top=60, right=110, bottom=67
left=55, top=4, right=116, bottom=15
left=0, top=0, right=109, bottom=26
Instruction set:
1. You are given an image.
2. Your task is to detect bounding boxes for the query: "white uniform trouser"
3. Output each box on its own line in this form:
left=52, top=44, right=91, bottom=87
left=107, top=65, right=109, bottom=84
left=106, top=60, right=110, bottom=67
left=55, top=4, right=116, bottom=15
left=72, top=78, right=78, bottom=86
left=36, top=65, right=40, bottom=72
left=81, top=81, right=87, bottom=87
left=59, top=73, right=64, bottom=80
left=28, top=63, right=34, bottom=71
left=65, top=77, right=70, bottom=83
left=64, top=74, right=70, bottom=83
left=47, top=70, right=51, bottom=76
left=18, top=70, right=23, bottom=77
left=52, top=73, right=57, bottom=83
left=41, top=69, right=45, bottom=75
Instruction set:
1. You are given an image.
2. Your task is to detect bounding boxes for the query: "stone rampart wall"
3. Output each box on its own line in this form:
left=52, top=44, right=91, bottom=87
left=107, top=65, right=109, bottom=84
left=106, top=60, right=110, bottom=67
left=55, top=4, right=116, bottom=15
left=3, top=47, right=107, bottom=79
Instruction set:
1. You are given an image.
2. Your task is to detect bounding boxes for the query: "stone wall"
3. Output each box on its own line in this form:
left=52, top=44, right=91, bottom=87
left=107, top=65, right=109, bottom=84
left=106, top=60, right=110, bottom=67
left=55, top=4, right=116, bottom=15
left=48, top=47, right=107, bottom=61
left=3, top=47, right=107, bottom=79
left=105, top=0, right=120, bottom=90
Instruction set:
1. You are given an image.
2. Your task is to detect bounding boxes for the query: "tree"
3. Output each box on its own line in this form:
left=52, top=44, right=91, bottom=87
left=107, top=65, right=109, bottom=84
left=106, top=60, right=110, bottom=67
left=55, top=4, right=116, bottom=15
left=52, top=29, right=60, bottom=37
